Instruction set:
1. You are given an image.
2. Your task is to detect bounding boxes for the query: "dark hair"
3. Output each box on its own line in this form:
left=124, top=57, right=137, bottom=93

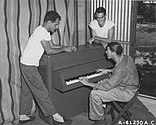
left=44, top=10, right=61, bottom=23
left=106, top=42, right=123, bottom=56
left=94, top=7, right=106, bottom=19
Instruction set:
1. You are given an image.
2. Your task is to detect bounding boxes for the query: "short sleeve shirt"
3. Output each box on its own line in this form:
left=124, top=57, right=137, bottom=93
left=20, top=26, right=51, bottom=66
left=89, top=19, right=115, bottom=38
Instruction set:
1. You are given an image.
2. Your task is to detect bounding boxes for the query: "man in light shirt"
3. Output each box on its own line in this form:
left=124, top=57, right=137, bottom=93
left=19, top=10, right=76, bottom=125
left=88, top=7, right=115, bottom=47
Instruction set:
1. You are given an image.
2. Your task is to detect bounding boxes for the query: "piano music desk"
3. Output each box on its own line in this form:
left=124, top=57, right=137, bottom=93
left=38, top=44, right=114, bottom=124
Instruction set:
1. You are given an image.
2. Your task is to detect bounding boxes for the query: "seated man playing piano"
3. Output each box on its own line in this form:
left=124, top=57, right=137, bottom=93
left=88, top=7, right=115, bottom=47
left=79, top=42, right=139, bottom=125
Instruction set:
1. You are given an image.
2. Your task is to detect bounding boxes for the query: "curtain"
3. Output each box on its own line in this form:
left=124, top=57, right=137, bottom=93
left=0, top=0, right=91, bottom=124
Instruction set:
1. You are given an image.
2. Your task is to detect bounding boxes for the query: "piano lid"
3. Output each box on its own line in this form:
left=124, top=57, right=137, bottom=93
left=40, top=44, right=108, bottom=71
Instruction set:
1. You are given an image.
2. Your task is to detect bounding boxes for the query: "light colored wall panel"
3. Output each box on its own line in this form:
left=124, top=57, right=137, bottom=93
left=91, top=0, right=135, bottom=55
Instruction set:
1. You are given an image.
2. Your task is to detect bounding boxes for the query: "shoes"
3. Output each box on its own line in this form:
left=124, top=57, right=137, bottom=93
left=92, top=119, right=107, bottom=125
left=19, top=116, right=36, bottom=124
left=52, top=117, right=72, bottom=125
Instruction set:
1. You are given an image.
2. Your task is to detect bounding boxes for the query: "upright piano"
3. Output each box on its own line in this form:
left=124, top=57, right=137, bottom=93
left=38, top=44, right=113, bottom=123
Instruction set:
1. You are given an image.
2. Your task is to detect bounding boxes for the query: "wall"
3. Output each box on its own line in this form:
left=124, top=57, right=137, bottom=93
left=91, top=0, right=137, bottom=56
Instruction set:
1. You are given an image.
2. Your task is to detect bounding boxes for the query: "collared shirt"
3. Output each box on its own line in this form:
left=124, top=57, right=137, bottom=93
left=95, top=55, right=139, bottom=91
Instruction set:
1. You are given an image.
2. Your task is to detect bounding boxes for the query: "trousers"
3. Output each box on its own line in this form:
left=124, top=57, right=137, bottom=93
left=89, top=87, right=135, bottom=120
left=19, top=63, right=56, bottom=116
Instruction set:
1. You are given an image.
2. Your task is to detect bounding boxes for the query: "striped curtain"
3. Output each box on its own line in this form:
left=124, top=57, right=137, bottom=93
left=0, top=0, right=91, bottom=124
left=91, top=0, right=137, bottom=56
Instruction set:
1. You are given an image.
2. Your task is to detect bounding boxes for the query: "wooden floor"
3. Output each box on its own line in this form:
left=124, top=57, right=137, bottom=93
left=18, top=96, right=156, bottom=125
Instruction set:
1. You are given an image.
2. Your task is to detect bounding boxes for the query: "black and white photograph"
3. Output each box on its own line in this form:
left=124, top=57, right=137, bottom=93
left=0, top=0, right=156, bottom=125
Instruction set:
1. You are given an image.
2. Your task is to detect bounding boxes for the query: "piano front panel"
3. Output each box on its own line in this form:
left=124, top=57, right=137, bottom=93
left=48, top=45, right=106, bottom=71
left=52, top=59, right=113, bottom=92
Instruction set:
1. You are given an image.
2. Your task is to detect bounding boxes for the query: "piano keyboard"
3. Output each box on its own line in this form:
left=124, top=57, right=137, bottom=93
left=65, top=71, right=103, bottom=85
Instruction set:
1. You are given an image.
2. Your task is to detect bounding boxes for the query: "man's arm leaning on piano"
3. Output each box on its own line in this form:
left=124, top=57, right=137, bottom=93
left=41, top=39, right=77, bottom=54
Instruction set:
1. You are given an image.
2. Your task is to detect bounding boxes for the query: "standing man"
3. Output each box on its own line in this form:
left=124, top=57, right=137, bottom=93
left=79, top=42, right=139, bottom=125
left=19, top=10, right=76, bottom=125
left=88, top=7, right=115, bottom=47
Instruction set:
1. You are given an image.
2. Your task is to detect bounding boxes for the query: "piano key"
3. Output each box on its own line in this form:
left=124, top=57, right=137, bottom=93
left=66, top=71, right=103, bottom=85
left=86, top=72, right=103, bottom=79
left=66, top=79, right=80, bottom=85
